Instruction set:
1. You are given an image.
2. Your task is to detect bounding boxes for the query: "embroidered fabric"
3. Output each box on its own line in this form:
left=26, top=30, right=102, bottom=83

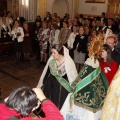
left=56, top=62, right=66, bottom=77
left=100, top=67, right=120, bottom=120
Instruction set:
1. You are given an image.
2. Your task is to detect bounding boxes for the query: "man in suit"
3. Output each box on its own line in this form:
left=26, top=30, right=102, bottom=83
left=15, top=12, right=26, bottom=26
left=106, top=36, right=120, bottom=65
left=107, top=18, right=117, bottom=33
left=95, top=17, right=102, bottom=32
left=101, top=12, right=107, bottom=23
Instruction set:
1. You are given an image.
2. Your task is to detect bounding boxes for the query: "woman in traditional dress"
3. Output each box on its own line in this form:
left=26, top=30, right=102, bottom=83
left=61, top=36, right=108, bottom=120
left=100, top=67, right=120, bottom=120
left=100, top=44, right=118, bottom=85
left=37, top=46, right=78, bottom=109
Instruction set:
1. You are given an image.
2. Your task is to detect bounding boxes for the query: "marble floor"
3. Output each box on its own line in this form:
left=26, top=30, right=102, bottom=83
left=0, top=53, right=44, bottom=98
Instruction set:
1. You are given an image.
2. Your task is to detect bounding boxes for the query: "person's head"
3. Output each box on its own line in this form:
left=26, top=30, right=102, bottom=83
left=53, top=13, right=57, bottom=18
left=23, top=22, right=28, bottom=29
left=106, top=36, right=115, bottom=49
left=84, top=26, right=90, bottom=35
left=114, top=33, right=119, bottom=46
left=6, top=87, right=38, bottom=117
left=56, top=16, right=61, bottom=23
left=1, top=15, right=6, bottom=22
left=15, top=12, right=20, bottom=18
left=84, top=18, right=90, bottom=26
left=62, top=21, right=69, bottom=28
left=42, top=21, right=48, bottom=29
left=73, top=25, right=79, bottom=33
left=79, top=14, right=83, bottom=19
left=46, top=12, right=50, bottom=17
left=102, top=12, right=105, bottom=18
left=91, top=20, right=96, bottom=27
left=96, top=19, right=101, bottom=27
left=6, top=11, right=12, bottom=17
left=101, top=44, right=113, bottom=64
left=79, top=26, right=84, bottom=35
left=13, top=20, right=20, bottom=28
left=35, top=20, right=41, bottom=27
left=51, top=23, right=58, bottom=30
left=108, top=18, right=114, bottom=26
left=74, top=17, right=79, bottom=22
left=91, top=29, right=97, bottom=37
left=51, top=45, right=64, bottom=60
left=36, top=15, right=41, bottom=21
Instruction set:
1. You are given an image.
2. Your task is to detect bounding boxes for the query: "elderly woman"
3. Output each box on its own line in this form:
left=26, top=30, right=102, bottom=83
left=22, top=22, right=32, bottom=61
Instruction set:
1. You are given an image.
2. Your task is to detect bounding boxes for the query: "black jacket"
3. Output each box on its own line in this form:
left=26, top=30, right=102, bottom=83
left=73, top=34, right=88, bottom=53
left=112, top=49, right=120, bottom=65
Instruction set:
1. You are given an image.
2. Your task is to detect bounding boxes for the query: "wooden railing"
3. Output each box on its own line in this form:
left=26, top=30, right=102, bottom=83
left=0, top=37, right=13, bottom=52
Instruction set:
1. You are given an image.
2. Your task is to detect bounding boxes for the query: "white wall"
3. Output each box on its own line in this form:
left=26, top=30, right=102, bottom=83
left=79, top=0, right=108, bottom=15
left=47, top=0, right=74, bottom=18
left=46, top=0, right=108, bottom=17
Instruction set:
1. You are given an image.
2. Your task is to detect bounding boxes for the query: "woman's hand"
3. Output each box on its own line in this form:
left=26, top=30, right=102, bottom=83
left=32, top=88, right=46, bottom=101
left=74, top=49, right=78, bottom=54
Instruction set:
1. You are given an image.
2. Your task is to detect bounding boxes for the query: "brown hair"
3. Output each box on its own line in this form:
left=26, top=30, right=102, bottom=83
left=42, top=21, right=48, bottom=27
left=103, top=44, right=113, bottom=65
left=52, top=45, right=64, bottom=55
left=52, top=23, right=58, bottom=30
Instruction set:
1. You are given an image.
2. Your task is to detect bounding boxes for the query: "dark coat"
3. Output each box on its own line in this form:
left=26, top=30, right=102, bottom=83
left=73, top=34, right=88, bottom=53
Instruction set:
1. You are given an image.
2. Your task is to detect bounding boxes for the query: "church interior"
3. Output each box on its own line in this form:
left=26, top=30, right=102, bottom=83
left=0, top=0, right=119, bottom=98
left=0, top=0, right=120, bottom=119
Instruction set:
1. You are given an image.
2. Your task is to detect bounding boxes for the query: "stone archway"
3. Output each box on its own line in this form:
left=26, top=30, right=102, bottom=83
left=52, top=0, right=69, bottom=18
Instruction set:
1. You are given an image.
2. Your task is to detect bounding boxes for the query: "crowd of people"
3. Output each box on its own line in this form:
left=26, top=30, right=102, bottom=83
left=0, top=11, right=120, bottom=120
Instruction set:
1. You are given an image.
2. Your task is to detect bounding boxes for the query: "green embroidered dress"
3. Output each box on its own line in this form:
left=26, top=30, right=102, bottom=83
left=61, top=57, right=108, bottom=120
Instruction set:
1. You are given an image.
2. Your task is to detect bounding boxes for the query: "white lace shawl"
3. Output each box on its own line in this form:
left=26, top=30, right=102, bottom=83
left=37, top=46, right=78, bottom=88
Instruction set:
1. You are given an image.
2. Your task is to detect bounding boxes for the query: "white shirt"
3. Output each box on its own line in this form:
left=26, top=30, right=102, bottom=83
left=67, top=32, right=78, bottom=48
left=11, top=27, right=24, bottom=42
